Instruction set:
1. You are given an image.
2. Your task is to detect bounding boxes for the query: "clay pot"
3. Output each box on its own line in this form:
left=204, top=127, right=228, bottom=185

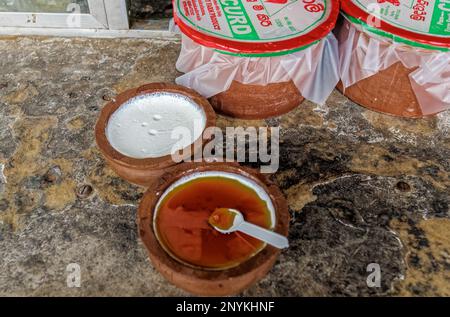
left=95, top=83, right=216, bottom=187
left=337, top=62, right=431, bottom=118
left=138, top=163, right=290, bottom=296
left=209, top=80, right=304, bottom=120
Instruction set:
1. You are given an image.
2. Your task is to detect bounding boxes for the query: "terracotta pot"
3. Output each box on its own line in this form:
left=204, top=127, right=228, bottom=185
left=209, top=80, right=304, bottom=120
left=138, top=163, right=290, bottom=296
left=337, top=62, right=430, bottom=118
left=95, top=83, right=216, bottom=187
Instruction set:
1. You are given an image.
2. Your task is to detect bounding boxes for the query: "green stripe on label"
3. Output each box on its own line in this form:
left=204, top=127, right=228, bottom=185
left=216, top=40, right=318, bottom=57
left=430, top=0, right=450, bottom=36
left=343, top=13, right=450, bottom=52
left=218, top=0, right=259, bottom=40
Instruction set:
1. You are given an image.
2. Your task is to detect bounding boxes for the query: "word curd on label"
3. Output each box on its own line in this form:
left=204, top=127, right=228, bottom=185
left=175, top=0, right=332, bottom=42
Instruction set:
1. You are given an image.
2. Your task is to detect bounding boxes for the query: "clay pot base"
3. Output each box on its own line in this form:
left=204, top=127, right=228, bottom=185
left=138, top=163, right=290, bottom=296
left=209, top=80, right=304, bottom=120
left=95, top=83, right=216, bottom=187
left=337, top=62, right=438, bottom=118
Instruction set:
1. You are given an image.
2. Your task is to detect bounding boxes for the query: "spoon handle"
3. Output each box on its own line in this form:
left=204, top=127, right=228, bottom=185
left=237, top=222, right=289, bottom=249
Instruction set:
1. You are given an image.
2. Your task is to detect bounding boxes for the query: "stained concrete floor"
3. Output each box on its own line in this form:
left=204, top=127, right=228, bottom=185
left=0, top=36, right=449, bottom=296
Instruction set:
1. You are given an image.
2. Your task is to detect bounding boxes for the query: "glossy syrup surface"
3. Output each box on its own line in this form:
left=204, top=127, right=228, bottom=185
left=155, top=176, right=273, bottom=269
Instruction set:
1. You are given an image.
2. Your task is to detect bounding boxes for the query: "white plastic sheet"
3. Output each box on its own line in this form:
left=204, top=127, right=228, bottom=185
left=175, top=33, right=340, bottom=105
left=338, top=20, right=450, bottom=115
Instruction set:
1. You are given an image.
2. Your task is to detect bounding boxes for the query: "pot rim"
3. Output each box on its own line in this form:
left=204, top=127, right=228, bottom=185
left=173, top=0, right=340, bottom=55
left=95, top=83, right=216, bottom=169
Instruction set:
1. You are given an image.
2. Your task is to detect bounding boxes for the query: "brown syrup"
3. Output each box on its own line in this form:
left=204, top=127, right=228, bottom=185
left=155, top=176, right=272, bottom=269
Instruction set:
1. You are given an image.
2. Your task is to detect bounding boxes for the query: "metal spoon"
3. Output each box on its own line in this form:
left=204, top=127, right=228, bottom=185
left=210, top=208, right=289, bottom=249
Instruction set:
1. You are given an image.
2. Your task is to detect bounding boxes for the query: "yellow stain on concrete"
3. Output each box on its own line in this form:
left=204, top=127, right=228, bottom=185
left=391, top=218, right=450, bottom=296
left=275, top=168, right=317, bottom=212
left=280, top=101, right=324, bottom=128
left=350, top=144, right=449, bottom=190
left=0, top=116, right=58, bottom=229
left=43, top=158, right=77, bottom=211
left=83, top=148, right=144, bottom=206
left=66, top=115, right=86, bottom=131
left=362, top=111, right=438, bottom=136
left=4, top=83, right=39, bottom=104
left=285, top=182, right=317, bottom=212
left=6, top=117, right=57, bottom=181
left=44, top=179, right=76, bottom=210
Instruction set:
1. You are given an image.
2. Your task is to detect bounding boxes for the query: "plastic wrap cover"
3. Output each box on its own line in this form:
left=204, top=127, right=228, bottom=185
left=176, top=33, right=340, bottom=105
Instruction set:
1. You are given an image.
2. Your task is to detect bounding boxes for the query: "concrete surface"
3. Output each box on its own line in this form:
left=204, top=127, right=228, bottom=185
left=0, top=36, right=449, bottom=296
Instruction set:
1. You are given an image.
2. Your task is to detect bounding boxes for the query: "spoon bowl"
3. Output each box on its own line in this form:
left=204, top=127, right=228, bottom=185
left=209, top=208, right=289, bottom=249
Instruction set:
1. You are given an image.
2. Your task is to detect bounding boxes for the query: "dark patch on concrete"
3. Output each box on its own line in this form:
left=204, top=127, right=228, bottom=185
left=246, top=173, right=449, bottom=296
left=0, top=199, right=9, bottom=211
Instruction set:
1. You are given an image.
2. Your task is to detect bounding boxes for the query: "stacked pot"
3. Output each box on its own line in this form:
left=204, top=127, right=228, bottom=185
left=338, top=0, right=450, bottom=117
left=174, top=0, right=450, bottom=118
left=174, top=0, right=341, bottom=119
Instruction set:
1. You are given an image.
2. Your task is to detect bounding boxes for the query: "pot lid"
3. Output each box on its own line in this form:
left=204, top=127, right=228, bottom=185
left=173, top=0, right=340, bottom=55
left=342, top=0, right=450, bottom=51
